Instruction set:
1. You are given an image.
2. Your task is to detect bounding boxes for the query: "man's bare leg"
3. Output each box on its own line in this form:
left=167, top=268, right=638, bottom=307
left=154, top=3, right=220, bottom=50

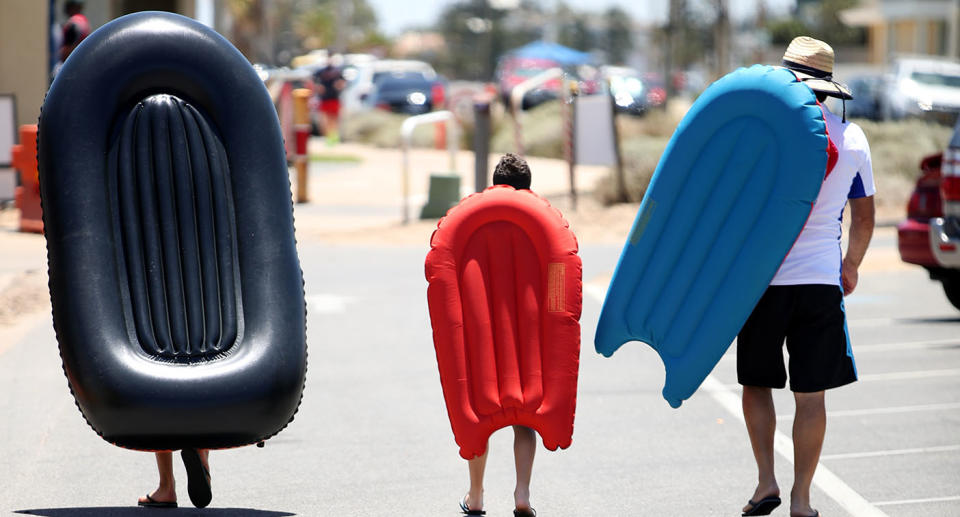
left=465, top=449, right=488, bottom=511
left=742, top=386, right=781, bottom=513
left=513, top=426, right=536, bottom=511
left=138, top=452, right=176, bottom=505
left=791, top=391, right=825, bottom=517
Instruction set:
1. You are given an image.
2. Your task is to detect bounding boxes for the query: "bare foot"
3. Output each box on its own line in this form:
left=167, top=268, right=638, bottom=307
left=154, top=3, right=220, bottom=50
left=138, top=486, right=176, bottom=506
left=514, top=487, right=532, bottom=511
left=462, top=491, right=483, bottom=512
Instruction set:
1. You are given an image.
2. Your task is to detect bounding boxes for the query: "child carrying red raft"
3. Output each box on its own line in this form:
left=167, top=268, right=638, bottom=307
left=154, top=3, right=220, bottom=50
left=425, top=154, right=582, bottom=517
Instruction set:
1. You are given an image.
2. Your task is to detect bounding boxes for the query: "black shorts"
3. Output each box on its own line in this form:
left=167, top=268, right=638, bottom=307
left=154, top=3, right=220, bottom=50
left=737, top=284, right=857, bottom=392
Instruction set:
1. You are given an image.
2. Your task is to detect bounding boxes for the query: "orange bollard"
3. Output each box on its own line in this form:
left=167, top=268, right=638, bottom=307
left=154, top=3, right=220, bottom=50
left=12, top=125, right=43, bottom=233
left=293, top=88, right=311, bottom=204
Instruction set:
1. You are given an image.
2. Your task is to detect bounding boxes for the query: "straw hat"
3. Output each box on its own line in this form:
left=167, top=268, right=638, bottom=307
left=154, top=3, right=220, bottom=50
left=781, top=36, right=853, bottom=100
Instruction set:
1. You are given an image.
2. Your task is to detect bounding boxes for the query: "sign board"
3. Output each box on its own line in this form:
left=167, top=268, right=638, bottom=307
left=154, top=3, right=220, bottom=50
left=574, top=93, right=617, bottom=166
left=0, top=94, right=15, bottom=167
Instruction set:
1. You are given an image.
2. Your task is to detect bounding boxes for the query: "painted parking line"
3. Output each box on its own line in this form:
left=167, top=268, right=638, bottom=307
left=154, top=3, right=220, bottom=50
left=858, top=368, right=960, bottom=382
left=582, top=284, right=888, bottom=517
left=721, top=368, right=960, bottom=390
left=776, top=402, right=960, bottom=421
left=820, top=444, right=960, bottom=461
left=873, top=495, right=960, bottom=507
left=306, top=293, right=354, bottom=314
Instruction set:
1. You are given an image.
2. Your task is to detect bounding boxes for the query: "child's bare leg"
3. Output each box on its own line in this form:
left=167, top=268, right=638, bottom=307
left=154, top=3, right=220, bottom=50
left=513, top=426, right=536, bottom=510
left=465, top=449, right=488, bottom=511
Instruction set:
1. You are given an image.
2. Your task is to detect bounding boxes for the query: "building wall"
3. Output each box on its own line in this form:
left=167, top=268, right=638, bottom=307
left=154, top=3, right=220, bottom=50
left=0, top=1, right=50, bottom=129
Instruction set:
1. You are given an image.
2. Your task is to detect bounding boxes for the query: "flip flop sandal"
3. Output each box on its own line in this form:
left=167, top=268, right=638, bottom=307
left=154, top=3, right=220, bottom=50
left=137, top=494, right=177, bottom=508
left=181, top=448, right=212, bottom=508
left=459, top=495, right=485, bottom=515
left=514, top=507, right=537, bottom=516
left=742, top=496, right=782, bottom=516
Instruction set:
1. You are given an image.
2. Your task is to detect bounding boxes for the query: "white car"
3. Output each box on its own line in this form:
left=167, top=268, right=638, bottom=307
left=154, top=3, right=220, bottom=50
left=882, top=56, right=960, bottom=122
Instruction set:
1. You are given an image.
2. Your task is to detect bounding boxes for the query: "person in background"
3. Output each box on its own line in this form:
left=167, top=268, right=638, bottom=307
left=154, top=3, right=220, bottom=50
left=313, top=54, right=347, bottom=145
left=56, top=0, right=90, bottom=71
left=737, top=37, right=875, bottom=517
left=460, top=153, right=538, bottom=517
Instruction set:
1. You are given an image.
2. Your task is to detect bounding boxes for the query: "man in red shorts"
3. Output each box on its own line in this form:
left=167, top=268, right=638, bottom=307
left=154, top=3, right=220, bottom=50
left=313, top=55, right=346, bottom=144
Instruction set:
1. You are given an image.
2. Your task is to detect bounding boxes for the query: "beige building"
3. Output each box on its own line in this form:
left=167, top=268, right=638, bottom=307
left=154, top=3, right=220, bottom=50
left=0, top=0, right=217, bottom=130
left=842, top=0, right=960, bottom=64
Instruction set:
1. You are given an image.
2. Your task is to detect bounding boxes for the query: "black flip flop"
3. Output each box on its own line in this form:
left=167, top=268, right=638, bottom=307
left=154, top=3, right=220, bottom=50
left=137, top=494, right=177, bottom=508
left=459, top=495, right=485, bottom=515
left=181, top=448, right=212, bottom=508
left=514, top=507, right=537, bottom=517
left=742, top=495, right=781, bottom=516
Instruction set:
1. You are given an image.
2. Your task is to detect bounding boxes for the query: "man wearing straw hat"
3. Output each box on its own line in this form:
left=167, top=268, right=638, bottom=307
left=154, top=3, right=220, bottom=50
left=736, top=37, right=876, bottom=517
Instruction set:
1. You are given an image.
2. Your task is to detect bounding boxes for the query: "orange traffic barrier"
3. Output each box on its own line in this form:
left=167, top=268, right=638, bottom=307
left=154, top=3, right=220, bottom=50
left=12, top=125, right=43, bottom=233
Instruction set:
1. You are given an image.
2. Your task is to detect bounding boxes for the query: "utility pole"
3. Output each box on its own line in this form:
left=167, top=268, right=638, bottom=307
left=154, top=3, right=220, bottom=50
left=664, top=0, right=684, bottom=101
left=714, top=0, right=730, bottom=79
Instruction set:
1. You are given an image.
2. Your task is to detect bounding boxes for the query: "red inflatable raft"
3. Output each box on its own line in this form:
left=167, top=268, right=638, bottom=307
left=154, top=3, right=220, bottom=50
left=425, top=186, right=582, bottom=459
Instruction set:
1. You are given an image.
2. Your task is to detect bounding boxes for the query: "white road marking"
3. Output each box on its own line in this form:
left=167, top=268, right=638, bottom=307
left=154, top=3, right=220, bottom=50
left=305, top=293, right=354, bottom=314
left=718, top=338, right=960, bottom=364
left=858, top=368, right=960, bottom=382
left=721, top=368, right=960, bottom=390
left=583, top=285, right=888, bottom=517
left=820, top=444, right=960, bottom=461
left=777, top=402, right=960, bottom=421
left=873, top=495, right=960, bottom=506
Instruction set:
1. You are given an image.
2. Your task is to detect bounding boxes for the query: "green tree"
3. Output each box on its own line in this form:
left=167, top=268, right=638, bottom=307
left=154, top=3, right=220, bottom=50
left=603, top=6, right=634, bottom=65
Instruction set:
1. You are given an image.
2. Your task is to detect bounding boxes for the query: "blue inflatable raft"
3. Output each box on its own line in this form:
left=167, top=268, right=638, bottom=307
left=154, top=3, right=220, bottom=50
left=595, top=65, right=830, bottom=408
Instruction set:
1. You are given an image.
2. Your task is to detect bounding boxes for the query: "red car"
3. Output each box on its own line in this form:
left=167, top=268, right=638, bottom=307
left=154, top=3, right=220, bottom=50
left=897, top=123, right=960, bottom=311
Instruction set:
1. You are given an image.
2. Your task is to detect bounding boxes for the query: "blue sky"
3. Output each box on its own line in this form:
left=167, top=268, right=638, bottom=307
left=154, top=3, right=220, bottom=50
left=368, top=0, right=797, bottom=36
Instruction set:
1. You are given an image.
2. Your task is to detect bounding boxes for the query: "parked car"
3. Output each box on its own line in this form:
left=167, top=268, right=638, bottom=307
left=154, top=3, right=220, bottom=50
left=882, top=56, right=960, bottom=124
left=897, top=117, right=960, bottom=311
left=341, top=59, right=437, bottom=114
left=843, top=75, right=885, bottom=120
left=602, top=66, right=665, bottom=116
left=371, top=71, right=440, bottom=115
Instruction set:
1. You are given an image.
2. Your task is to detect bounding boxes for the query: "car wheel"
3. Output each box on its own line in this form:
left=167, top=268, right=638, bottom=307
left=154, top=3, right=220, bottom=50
left=943, top=277, right=960, bottom=311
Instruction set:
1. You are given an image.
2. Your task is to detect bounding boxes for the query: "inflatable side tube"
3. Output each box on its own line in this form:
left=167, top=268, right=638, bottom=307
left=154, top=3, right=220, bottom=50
left=38, top=12, right=307, bottom=450
left=426, top=186, right=582, bottom=459
left=594, top=65, right=829, bottom=408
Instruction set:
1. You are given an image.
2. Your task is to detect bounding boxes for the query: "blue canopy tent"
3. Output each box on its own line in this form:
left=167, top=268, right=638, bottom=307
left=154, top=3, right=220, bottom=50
left=507, top=40, right=593, bottom=66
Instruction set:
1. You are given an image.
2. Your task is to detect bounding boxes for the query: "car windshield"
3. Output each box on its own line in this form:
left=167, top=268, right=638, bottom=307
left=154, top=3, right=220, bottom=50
left=911, top=71, right=960, bottom=88
left=377, top=77, right=431, bottom=93
left=373, top=71, right=427, bottom=84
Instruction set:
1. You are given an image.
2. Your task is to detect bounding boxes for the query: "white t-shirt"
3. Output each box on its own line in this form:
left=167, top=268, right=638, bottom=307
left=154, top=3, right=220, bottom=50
left=771, top=105, right=876, bottom=286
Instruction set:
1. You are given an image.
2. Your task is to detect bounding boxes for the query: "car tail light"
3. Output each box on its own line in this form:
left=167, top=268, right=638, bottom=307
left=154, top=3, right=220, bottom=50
left=943, top=177, right=960, bottom=202
left=907, top=189, right=942, bottom=218
left=941, top=242, right=958, bottom=252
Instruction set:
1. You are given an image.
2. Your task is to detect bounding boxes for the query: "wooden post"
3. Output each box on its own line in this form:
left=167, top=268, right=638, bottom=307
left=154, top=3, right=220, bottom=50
left=293, top=88, right=311, bottom=203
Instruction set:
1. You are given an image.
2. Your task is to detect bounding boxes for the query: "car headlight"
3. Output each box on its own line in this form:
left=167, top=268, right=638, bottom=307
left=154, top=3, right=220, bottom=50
left=407, top=92, right=427, bottom=105
left=614, top=92, right=634, bottom=107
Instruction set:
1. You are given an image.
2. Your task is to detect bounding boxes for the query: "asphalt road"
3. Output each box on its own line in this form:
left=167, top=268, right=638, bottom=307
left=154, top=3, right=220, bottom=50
left=0, top=227, right=958, bottom=516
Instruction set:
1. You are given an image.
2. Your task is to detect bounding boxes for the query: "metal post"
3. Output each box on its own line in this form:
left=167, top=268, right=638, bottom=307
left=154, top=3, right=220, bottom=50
left=608, top=77, right=627, bottom=203
left=561, top=75, right=578, bottom=211
left=473, top=96, right=492, bottom=193
left=293, top=88, right=311, bottom=203
left=400, top=110, right=458, bottom=224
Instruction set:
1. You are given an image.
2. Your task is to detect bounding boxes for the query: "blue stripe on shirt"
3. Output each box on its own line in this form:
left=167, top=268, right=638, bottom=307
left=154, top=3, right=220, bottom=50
left=848, top=172, right=866, bottom=199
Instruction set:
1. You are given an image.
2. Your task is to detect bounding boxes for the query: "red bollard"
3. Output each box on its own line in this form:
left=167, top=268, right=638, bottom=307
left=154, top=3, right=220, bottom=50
left=12, top=125, right=43, bottom=233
